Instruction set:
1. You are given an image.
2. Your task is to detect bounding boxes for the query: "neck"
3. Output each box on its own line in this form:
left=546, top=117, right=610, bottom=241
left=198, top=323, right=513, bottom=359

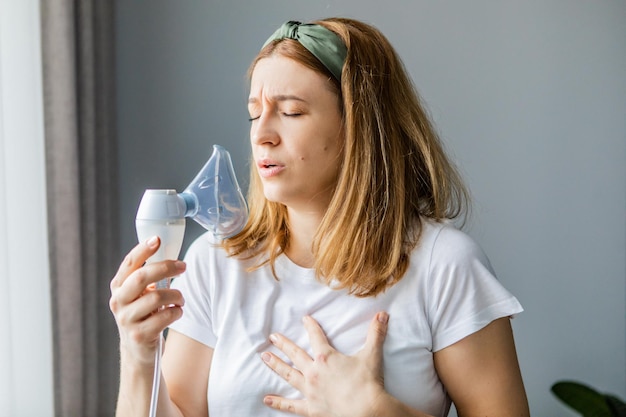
left=284, top=207, right=324, bottom=268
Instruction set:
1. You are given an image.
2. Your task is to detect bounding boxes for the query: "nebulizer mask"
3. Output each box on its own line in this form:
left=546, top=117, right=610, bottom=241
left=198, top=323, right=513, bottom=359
left=135, top=145, right=248, bottom=417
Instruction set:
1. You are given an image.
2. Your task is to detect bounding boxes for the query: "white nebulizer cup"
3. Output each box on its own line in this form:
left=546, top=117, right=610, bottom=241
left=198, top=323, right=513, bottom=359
left=135, top=190, right=186, bottom=288
left=134, top=144, right=248, bottom=417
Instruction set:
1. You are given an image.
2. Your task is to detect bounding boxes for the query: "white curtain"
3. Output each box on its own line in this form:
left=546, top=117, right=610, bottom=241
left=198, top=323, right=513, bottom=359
left=0, top=1, right=53, bottom=415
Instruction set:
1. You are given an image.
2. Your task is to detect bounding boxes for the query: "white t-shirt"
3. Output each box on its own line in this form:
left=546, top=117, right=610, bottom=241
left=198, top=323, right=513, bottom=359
left=169, top=219, right=523, bottom=417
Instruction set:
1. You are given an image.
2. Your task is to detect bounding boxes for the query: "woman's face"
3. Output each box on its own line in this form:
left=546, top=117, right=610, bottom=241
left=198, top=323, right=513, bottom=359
left=248, top=55, right=344, bottom=212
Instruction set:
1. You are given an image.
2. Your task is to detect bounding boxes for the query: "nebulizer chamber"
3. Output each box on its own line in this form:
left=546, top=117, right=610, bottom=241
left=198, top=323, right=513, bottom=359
left=136, top=144, right=248, bottom=262
left=135, top=144, right=248, bottom=416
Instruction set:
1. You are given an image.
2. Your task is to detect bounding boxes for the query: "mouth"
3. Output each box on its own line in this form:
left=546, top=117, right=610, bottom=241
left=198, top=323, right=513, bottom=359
left=257, top=159, right=285, bottom=177
left=257, top=159, right=283, bottom=169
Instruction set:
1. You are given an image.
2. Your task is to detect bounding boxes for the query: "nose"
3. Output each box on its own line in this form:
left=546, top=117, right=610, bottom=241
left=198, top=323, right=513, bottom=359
left=251, top=112, right=280, bottom=147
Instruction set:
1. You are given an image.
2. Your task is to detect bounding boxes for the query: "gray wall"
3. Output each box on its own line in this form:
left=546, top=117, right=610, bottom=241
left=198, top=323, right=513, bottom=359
left=116, top=1, right=626, bottom=416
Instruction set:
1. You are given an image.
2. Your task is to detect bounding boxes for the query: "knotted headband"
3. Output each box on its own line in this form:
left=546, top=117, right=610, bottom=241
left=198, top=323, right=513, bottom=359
left=262, top=21, right=347, bottom=81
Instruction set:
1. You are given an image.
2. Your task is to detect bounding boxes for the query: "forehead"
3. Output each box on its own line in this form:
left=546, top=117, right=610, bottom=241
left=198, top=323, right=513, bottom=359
left=249, top=56, right=336, bottom=100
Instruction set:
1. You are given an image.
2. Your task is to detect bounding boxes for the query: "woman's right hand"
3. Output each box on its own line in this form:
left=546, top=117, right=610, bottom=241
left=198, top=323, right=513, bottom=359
left=109, top=236, right=187, bottom=366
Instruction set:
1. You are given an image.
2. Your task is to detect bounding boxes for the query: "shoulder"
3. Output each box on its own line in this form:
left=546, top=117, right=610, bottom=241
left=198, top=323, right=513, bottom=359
left=182, top=232, right=260, bottom=281
left=417, top=219, right=492, bottom=272
left=181, top=232, right=237, bottom=279
left=415, top=221, right=522, bottom=351
left=410, top=219, right=499, bottom=307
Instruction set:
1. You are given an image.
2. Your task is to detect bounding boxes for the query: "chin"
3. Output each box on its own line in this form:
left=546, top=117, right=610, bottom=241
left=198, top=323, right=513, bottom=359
left=261, top=188, right=288, bottom=205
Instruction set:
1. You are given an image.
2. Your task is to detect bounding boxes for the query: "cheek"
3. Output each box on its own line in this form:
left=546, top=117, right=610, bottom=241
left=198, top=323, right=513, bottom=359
left=298, top=147, right=332, bottom=164
left=249, top=125, right=258, bottom=144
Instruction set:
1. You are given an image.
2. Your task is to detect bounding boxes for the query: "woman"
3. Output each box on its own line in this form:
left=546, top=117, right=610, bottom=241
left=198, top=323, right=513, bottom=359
left=110, top=18, right=530, bottom=417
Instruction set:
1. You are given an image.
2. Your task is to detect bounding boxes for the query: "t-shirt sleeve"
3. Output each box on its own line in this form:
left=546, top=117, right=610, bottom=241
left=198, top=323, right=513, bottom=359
left=168, top=234, right=218, bottom=347
left=427, top=226, right=523, bottom=352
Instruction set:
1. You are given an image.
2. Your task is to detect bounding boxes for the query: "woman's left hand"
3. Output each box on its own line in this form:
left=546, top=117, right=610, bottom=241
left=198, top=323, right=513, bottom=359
left=261, top=312, right=389, bottom=417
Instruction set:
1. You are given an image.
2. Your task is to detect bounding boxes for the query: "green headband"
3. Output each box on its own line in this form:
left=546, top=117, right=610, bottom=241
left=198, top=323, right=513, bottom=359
left=262, top=21, right=347, bottom=81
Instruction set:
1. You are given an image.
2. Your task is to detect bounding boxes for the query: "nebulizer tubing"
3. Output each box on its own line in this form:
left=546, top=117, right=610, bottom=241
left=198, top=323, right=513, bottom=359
left=135, top=145, right=248, bottom=417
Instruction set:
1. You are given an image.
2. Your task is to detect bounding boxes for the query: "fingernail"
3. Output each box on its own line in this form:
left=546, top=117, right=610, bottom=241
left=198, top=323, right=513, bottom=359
left=269, top=333, right=278, bottom=344
left=147, top=236, right=159, bottom=248
left=261, top=352, right=271, bottom=363
left=174, top=260, right=186, bottom=271
left=263, top=397, right=273, bottom=406
left=378, top=312, right=389, bottom=324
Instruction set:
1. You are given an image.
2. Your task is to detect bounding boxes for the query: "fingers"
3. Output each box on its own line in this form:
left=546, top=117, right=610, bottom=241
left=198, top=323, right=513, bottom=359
left=112, top=236, right=160, bottom=290
left=109, top=237, right=186, bottom=334
left=109, top=259, right=186, bottom=342
left=302, top=315, right=333, bottom=360
left=361, top=311, right=389, bottom=365
left=116, top=288, right=185, bottom=324
left=115, top=260, right=186, bottom=306
left=263, top=396, right=307, bottom=416
left=261, top=313, right=389, bottom=416
left=125, top=303, right=183, bottom=346
left=267, top=332, right=314, bottom=370
left=261, top=351, right=305, bottom=392
left=261, top=335, right=310, bottom=414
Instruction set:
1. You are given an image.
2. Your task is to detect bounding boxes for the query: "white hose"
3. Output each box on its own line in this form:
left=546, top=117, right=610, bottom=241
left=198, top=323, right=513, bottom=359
left=148, top=334, right=163, bottom=417
left=148, top=278, right=170, bottom=417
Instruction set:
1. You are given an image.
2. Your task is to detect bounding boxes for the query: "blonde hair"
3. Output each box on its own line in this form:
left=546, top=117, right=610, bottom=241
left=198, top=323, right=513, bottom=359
left=223, top=17, right=469, bottom=297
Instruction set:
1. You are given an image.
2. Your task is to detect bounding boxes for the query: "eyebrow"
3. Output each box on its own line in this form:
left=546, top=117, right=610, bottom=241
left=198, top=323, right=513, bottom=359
left=247, top=94, right=309, bottom=104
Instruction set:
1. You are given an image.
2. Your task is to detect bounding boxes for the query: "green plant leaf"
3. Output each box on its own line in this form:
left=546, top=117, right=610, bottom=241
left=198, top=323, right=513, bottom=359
left=551, top=381, right=613, bottom=417
left=605, top=394, right=626, bottom=417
